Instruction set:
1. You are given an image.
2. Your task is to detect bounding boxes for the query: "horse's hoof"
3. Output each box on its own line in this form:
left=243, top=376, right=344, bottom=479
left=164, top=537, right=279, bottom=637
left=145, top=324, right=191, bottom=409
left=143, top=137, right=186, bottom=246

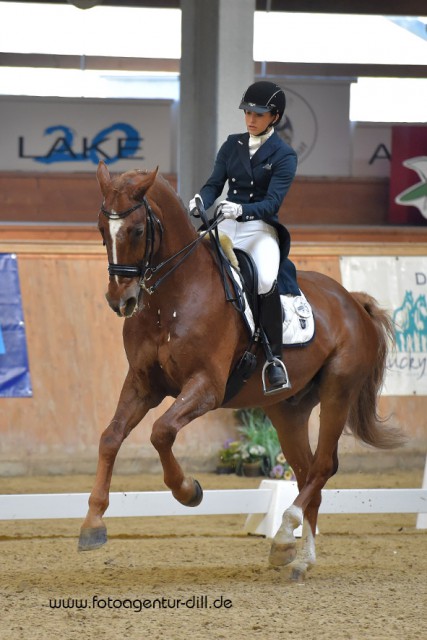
left=78, top=526, right=107, bottom=552
left=290, top=567, right=306, bottom=583
left=269, top=542, right=297, bottom=567
left=184, top=479, right=204, bottom=507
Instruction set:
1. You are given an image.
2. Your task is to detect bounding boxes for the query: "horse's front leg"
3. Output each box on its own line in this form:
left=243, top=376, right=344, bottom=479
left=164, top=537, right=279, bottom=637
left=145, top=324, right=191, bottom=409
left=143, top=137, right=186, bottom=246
left=150, top=375, right=219, bottom=506
left=78, top=371, right=159, bottom=551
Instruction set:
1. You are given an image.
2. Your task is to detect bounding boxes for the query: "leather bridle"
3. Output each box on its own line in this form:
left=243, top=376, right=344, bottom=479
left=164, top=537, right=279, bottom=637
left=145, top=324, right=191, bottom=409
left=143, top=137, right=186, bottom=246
left=100, top=197, right=163, bottom=288
left=100, top=197, right=223, bottom=295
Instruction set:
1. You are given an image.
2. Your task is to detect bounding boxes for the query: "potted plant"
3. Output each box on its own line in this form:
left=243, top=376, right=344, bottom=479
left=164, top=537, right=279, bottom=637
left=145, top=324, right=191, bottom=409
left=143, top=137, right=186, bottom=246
left=234, top=408, right=295, bottom=479
left=215, top=409, right=296, bottom=479
left=239, top=442, right=267, bottom=476
left=216, top=439, right=241, bottom=474
left=234, top=408, right=278, bottom=476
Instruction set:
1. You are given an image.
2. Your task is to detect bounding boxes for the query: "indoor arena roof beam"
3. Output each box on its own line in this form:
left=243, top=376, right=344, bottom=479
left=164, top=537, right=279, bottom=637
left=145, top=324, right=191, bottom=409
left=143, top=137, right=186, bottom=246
left=178, top=0, right=255, bottom=208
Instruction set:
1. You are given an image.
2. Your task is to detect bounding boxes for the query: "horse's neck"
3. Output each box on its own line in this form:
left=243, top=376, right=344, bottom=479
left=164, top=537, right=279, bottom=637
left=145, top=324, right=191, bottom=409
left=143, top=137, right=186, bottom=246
left=152, top=189, right=198, bottom=258
left=148, top=189, right=214, bottom=292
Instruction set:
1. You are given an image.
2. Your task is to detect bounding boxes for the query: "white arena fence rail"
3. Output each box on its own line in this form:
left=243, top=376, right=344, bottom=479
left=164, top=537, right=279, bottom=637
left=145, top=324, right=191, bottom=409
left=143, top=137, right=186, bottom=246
left=1, top=479, right=426, bottom=539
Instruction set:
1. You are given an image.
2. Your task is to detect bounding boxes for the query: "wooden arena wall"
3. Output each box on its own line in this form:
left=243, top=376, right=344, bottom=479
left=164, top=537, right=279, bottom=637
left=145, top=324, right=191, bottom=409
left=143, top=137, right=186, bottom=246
left=0, top=172, right=389, bottom=226
left=0, top=225, right=426, bottom=476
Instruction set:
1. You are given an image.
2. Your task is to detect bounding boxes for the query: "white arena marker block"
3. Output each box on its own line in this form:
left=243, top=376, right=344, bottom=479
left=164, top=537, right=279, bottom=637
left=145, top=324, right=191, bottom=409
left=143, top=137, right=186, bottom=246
left=105, top=488, right=272, bottom=518
left=244, top=480, right=301, bottom=538
left=320, top=488, right=427, bottom=514
left=244, top=482, right=427, bottom=539
left=416, top=454, right=427, bottom=530
left=0, top=489, right=272, bottom=521
left=1, top=483, right=426, bottom=539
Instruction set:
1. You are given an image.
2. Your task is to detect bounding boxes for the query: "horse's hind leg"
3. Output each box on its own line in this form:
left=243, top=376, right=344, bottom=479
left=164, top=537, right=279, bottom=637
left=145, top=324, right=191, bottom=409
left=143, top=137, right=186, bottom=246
left=78, top=372, right=159, bottom=551
left=264, top=399, right=318, bottom=576
left=150, top=375, right=218, bottom=506
left=270, top=382, right=353, bottom=578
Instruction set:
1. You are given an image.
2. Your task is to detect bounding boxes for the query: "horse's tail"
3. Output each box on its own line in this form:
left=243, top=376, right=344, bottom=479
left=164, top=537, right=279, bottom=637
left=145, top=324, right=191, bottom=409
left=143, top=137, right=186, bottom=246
left=346, top=292, right=407, bottom=449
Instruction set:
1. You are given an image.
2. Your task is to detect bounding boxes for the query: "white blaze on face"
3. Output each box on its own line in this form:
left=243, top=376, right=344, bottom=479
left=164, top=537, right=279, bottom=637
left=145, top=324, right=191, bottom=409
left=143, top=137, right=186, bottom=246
left=109, top=217, right=124, bottom=282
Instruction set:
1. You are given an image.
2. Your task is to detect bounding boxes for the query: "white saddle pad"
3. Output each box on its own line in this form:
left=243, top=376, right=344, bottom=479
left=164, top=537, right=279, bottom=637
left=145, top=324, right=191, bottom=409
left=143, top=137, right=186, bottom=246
left=238, top=281, right=314, bottom=346
left=280, top=292, right=315, bottom=346
left=229, top=263, right=315, bottom=346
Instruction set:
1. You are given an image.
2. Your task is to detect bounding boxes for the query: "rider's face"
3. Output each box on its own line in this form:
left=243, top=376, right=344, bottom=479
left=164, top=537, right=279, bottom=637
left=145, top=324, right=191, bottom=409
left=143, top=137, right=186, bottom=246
left=244, top=110, right=277, bottom=136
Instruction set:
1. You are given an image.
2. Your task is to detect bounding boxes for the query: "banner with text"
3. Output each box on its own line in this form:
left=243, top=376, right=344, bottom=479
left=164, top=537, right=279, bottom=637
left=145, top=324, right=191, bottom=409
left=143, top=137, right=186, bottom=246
left=340, top=256, right=427, bottom=396
left=0, top=254, right=32, bottom=398
left=0, top=96, right=174, bottom=173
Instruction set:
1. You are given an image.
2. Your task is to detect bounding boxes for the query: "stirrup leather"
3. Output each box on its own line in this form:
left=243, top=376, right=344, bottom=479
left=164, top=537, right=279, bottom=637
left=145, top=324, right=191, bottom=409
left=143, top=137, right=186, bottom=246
left=261, top=357, right=292, bottom=395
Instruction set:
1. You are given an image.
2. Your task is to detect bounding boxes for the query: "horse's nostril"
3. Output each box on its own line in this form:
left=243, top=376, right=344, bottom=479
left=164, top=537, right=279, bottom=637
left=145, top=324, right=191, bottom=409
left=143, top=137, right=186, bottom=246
left=120, top=297, right=137, bottom=318
left=106, top=288, right=139, bottom=317
left=106, top=297, right=121, bottom=316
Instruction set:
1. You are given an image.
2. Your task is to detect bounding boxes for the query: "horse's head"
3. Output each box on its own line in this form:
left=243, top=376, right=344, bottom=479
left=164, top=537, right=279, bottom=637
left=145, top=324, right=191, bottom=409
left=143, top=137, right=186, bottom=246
left=97, top=160, right=160, bottom=317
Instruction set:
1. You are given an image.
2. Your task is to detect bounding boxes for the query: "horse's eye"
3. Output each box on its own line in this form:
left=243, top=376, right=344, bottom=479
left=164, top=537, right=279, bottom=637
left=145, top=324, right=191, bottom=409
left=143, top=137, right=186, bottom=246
left=135, top=227, right=144, bottom=238
left=99, top=229, right=106, bottom=246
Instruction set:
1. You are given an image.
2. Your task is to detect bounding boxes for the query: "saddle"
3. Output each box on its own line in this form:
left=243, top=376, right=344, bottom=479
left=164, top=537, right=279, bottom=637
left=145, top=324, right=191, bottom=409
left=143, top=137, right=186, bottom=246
left=232, top=248, right=259, bottom=327
left=197, top=211, right=313, bottom=403
left=220, top=246, right=314, bottom=404
left=221, top=248, right=260, bottom=405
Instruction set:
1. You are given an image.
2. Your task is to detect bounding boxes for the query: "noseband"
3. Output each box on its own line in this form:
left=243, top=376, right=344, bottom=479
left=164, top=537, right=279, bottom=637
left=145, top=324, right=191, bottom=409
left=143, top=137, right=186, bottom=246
left=100, top=197, right=163, bottom=282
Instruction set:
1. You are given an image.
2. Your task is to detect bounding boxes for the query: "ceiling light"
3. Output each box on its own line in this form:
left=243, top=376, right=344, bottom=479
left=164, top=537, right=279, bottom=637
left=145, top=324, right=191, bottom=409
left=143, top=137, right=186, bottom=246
left=66, top=1, right=102, bottom=9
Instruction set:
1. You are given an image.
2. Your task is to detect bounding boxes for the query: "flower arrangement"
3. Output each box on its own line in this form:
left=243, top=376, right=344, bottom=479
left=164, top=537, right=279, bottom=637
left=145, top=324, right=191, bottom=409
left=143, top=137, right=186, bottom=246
left=270, top=452, right=296, bottom=481
left=239, top=443, right=266, bottom=463
left=216, top=438, right=241, bottom=472
left=234, top=408, right=281, bottom=475
left=216, top=408, right=296, bottom=479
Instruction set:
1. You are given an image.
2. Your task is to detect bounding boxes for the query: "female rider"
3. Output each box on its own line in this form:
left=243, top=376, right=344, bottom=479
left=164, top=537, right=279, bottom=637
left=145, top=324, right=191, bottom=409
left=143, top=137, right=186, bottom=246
left=189, top=81, right=299, bottom=392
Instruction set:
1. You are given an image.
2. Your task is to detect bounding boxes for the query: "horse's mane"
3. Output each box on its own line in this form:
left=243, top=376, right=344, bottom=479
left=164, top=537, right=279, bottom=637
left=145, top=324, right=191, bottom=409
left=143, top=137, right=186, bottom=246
left=150, top=171, right=191, bottom=217
left=109, top=168, right=237, bottom=262
left=110, top=168, right=188, bottom=213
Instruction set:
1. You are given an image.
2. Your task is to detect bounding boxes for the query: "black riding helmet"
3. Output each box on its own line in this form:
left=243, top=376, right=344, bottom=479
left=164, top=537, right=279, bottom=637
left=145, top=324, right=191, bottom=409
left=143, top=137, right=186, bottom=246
left=239, top=81, right=286, bottom=121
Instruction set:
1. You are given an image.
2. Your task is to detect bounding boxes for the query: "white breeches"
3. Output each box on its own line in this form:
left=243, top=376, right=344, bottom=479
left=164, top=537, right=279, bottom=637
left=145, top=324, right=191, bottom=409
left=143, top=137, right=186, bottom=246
left=218, top=219, right=280, bottom=295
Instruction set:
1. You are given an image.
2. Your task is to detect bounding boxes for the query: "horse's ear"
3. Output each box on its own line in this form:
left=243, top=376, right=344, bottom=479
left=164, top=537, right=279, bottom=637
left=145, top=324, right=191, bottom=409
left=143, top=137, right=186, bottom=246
left=97, top=161, right=111, bottom=197
left=132, top=166, right=159, bottom=201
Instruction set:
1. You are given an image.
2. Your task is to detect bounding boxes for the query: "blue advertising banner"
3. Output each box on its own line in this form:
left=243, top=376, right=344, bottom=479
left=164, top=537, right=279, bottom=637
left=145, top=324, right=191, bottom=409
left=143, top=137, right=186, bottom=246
left=0, top=253, right=32, bottom=397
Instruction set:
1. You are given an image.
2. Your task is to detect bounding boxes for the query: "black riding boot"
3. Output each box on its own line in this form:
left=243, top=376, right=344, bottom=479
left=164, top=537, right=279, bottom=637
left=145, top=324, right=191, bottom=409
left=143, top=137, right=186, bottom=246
left=259, top=282, right=291, bottom=393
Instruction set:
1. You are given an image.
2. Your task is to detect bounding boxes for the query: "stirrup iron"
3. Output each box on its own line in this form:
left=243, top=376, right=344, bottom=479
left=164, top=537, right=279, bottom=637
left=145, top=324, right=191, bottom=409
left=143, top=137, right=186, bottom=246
left=262, top=357, right=292, bottom=395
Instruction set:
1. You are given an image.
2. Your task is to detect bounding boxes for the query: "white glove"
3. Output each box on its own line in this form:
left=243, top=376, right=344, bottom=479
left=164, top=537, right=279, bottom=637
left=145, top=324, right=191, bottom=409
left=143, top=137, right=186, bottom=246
left=219, top=200, right=242, bottom=220
left=189, top=194, right=203, bottom=215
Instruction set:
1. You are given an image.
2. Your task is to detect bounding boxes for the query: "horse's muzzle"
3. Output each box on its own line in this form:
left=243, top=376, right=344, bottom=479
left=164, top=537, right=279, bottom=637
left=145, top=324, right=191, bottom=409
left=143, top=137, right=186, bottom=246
left=105, top=281, right=141, bottom=318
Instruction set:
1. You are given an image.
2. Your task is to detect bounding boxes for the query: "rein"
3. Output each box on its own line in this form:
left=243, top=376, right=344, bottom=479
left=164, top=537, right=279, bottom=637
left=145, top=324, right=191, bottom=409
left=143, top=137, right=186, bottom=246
left=100, top=197, right=224, bottom=295
left=197, top=205, right=246, bottom=314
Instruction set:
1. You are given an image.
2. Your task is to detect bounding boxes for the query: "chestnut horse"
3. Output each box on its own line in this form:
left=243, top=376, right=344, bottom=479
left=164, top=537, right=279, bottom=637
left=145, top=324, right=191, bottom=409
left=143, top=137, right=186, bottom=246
left=78, top=161, right=405, bottom=580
